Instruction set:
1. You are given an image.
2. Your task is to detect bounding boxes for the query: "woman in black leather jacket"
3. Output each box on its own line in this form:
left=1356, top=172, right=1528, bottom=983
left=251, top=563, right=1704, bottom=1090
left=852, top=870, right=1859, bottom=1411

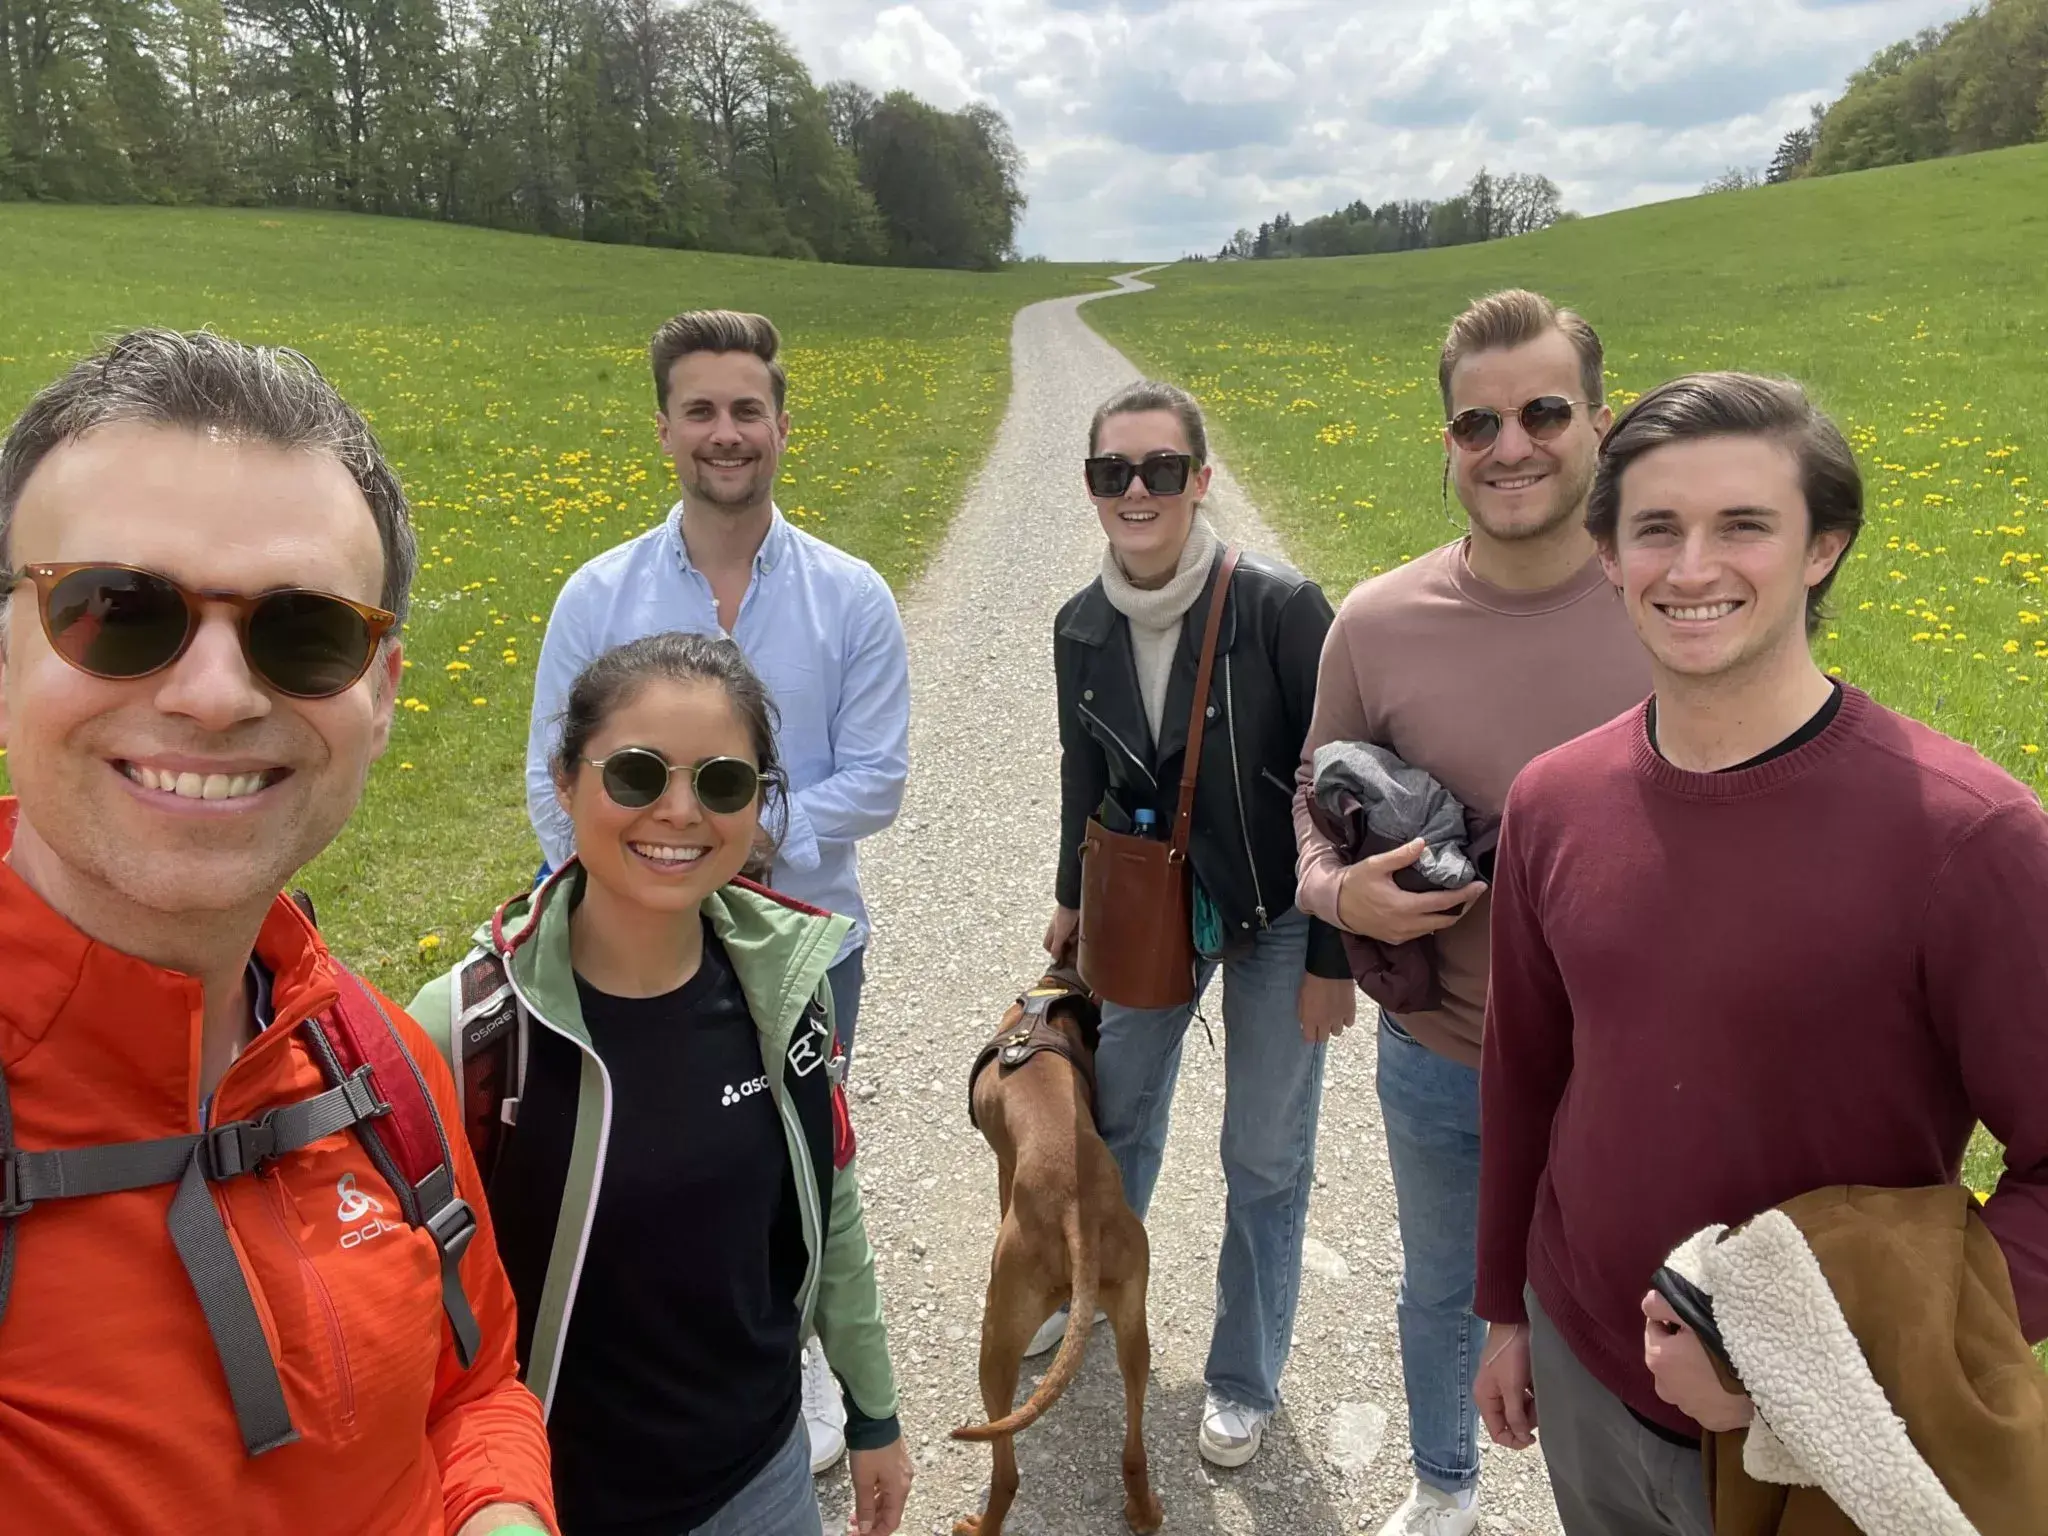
left=1040, top=379, right=1354, bottom=1472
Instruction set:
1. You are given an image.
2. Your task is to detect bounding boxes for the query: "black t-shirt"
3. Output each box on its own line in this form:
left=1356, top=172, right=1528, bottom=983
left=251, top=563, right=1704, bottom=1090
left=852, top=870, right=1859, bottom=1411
left=1646, top=679, right=1843, bottom=773
left=546, top=925, right=809, bottom=1536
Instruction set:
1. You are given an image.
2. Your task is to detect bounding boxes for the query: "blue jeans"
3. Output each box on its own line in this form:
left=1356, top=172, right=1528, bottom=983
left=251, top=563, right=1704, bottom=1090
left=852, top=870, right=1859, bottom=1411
left=687, top=1415, right=823, bottom=1535
left=1094, top=906, right=1325, bottom=1413
left=827, top=947, right=865, bottom=1068
left=1377, top=1010, right=1482, bottom=1495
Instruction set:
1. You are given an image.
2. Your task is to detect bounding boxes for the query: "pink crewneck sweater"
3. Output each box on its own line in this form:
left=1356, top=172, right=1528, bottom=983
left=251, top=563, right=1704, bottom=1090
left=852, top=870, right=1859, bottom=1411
left=1293, top=540, right=1650, bottom=1066
left=1476, top=685, right=2048, bottom=1435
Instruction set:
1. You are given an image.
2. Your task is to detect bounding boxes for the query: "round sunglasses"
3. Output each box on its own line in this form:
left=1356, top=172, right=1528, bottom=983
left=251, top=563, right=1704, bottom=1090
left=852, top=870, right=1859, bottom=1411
left=1083, top=453, right=1194, bottom=498
left=8, top=563, right=395, bottom=699
left=583, top=746, right=762, bottom=814
left=1447, top=396, right=1593, bottom=452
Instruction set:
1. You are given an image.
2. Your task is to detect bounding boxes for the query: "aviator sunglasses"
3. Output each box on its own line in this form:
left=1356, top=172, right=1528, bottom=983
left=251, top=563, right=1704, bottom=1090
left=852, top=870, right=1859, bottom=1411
left=583, top=746, right=762, bottom=814
left=5, top=562, right=396, bottom=699
left=1083, top=452, right=1195, bottom=498
left=1447, top=396, right=1592, bottom=452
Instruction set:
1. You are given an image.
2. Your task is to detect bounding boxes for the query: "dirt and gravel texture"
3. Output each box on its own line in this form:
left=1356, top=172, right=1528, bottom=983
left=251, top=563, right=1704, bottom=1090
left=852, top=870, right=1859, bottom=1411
left=814, top=273, right=1563, bottom=1536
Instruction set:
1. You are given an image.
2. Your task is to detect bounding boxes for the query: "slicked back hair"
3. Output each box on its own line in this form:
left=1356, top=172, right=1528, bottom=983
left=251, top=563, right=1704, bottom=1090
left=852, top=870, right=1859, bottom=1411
left=0, top=327, right=416, bottom=622
left=1088, top=379, right=1210, bottom=464
left=1587, top=371, right=1864, bottom=634
left=1438, top=289, right=1605, bottom=414
left=650, top=310, right=787, bottom=414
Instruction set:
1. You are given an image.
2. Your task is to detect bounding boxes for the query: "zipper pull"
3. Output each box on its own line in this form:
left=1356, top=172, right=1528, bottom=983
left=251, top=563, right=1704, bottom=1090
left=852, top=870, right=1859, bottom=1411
left=1256, top=906, right=1270, bottom=929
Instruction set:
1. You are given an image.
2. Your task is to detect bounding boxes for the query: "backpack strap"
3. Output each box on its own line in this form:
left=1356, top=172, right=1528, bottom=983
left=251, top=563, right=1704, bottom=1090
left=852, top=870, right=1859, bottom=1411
left=302, top=970, right=482, bottom=1372
left=0, top=1050, right=390, bottom=1456
left=446, top=949, right=522, bottom=1184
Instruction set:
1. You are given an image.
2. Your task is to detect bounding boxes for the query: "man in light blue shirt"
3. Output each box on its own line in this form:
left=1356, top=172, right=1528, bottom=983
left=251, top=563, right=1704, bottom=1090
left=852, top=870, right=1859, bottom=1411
left=526, top=311, right=910, bottom=1061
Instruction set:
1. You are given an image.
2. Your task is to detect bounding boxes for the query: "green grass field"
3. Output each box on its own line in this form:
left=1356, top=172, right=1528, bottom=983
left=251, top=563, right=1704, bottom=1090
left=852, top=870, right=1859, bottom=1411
left=1088, top=147, right=2045, bottom=1321
left=0, top=206, right=1113, bottom=992
left=1090, top=144, right=2048, bottom=795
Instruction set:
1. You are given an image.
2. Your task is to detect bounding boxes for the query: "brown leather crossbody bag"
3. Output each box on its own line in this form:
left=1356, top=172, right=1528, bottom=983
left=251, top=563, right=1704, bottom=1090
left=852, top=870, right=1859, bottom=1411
left=1077, top=547, right=1239, bottom=1009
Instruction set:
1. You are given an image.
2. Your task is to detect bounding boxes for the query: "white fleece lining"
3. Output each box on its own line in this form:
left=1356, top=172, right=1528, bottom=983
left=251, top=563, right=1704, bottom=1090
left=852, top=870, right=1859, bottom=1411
left=1658, top=1226, right=1809, bottom=1482
left=1675, top=1210, right=1978, bottom=1535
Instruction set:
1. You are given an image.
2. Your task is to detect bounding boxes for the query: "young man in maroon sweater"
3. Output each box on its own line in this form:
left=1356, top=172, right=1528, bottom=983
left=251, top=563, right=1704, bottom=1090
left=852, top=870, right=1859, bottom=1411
left=1294, top=291, right=1649, bottom=1536
left=1472, top=371, right=2048, bottom=1535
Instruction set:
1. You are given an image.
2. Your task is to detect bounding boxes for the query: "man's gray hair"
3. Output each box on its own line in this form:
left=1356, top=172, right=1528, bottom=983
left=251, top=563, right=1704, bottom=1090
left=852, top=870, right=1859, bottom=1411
left=0, top=328, right=417, bottom=623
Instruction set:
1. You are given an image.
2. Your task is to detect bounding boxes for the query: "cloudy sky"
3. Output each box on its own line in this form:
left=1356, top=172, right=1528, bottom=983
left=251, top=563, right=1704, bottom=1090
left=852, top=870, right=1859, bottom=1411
left=752, top=0, right=1975, bottom=260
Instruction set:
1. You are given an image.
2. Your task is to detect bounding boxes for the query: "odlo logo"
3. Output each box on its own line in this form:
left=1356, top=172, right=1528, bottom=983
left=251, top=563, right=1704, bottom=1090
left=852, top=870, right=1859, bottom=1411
left=721, top=1074, right=770, bottom=1108
left=336, top=1172, right=401, bottom=1251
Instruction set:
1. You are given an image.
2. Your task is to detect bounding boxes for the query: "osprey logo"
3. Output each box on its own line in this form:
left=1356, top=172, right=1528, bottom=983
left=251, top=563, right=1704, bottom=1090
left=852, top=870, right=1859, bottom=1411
left=336, top=1173, right=385, bottom=1223
left=786, top=999, right=833, bottom=1079
left=722, top=1074, right=771, bottom=1107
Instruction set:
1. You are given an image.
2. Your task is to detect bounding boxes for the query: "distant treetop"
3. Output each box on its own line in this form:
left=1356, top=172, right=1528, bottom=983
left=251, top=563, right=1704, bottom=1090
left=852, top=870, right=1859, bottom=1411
left=0, top=0, right=1025, bottom=271
left=1217, top=168, right=1571, bottom=261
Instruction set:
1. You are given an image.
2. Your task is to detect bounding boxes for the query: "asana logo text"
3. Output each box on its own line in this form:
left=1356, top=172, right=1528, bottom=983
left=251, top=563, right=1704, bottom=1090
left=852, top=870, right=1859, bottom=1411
left=722, top=1075, right=770, bottom=1107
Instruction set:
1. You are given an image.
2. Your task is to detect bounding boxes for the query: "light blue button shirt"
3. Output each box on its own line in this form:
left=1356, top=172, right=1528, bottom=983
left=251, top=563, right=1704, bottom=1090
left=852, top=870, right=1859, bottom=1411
left=525, top=503, right=910, bottom=957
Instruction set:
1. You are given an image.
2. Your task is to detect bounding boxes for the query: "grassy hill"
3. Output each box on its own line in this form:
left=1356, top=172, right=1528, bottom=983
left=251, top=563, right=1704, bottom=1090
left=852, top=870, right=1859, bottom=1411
left=1088, top=144, right=2048, bottom=1254
left=1091, top=144, right=2048, bottom=787
left=0, top=206, right=1113, bottom=988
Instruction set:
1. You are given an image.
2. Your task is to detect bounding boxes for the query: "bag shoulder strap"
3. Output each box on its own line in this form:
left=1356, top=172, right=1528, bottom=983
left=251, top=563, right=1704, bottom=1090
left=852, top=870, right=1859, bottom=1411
left=1170, top=545, right=1241, bottom=858
left=306, top=969, right=483, bottom=1371
left=445, top=947, right=522, bottom=1183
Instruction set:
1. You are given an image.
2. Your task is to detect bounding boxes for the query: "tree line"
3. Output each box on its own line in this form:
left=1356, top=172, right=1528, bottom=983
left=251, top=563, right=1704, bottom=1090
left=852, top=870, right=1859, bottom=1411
left=1207, top=168, right=1571, bottom=262
left=0, top=0, right=1026, bottom=267
left=1707, top=0, right=2047, bottom=192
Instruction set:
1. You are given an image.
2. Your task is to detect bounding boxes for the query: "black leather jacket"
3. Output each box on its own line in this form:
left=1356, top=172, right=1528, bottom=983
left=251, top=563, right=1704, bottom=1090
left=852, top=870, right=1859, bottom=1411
left=1054, top=547, right=1348, bottom=980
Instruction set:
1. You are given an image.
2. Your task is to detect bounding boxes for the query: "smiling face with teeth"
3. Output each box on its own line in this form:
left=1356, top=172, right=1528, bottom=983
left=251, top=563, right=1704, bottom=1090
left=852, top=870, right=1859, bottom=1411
left=0, top=422, right=400, bottom=932
left=1087, top=409, right=1213, bottom=586
left=1445, top=330, right=1611, bottom=560
left=556, top=677, right=761, bottom=921
left=656, top=351, right=790, bottom=519
left=1600, top=435, right=1853, bottom=685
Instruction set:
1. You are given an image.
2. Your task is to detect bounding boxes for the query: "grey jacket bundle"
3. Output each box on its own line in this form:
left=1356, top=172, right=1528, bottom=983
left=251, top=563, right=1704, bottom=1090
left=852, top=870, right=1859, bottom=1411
left=1306, top=741, right=1497, bottom=1014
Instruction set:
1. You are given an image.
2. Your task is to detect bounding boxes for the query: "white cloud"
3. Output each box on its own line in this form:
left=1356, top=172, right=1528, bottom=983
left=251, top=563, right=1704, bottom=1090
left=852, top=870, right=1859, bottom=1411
left=752, top=0, right=1978, bottom=259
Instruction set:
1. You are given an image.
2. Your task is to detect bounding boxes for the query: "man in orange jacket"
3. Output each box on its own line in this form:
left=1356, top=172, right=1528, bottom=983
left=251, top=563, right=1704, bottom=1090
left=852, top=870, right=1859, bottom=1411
left=0, top=329, right=556, bottom=1534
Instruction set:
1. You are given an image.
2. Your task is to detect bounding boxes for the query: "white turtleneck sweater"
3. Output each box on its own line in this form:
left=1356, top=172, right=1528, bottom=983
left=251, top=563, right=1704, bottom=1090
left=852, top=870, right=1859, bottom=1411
left=1098, top=515, right=1221, bottom=744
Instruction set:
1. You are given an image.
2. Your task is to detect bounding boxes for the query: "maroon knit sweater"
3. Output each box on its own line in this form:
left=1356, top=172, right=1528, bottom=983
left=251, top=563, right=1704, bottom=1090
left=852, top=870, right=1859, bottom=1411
left=1475, top=685, right=2048, bottom=1436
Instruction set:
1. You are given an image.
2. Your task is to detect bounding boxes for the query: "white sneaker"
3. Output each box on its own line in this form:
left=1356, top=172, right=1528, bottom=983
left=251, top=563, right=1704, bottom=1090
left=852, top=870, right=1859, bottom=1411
left=800, top=1337, right=846, bottom=1473
left=1197, top=1390, right=1271, bottom=1468
left=1024, top=1304, right=1108, bottom=1358
left=1374, top=1481, right=1479, bottom=1536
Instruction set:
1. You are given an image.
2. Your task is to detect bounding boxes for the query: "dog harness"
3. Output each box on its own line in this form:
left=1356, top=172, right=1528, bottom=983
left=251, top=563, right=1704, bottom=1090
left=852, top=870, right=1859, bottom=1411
left=967, top=973, right=1100, bottom=1132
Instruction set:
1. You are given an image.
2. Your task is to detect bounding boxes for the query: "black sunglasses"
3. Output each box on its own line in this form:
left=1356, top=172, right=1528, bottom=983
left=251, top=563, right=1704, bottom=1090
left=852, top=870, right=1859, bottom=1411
left=1083, top=453, right=1195, bottom=498
left=1447, top=396, right=1592, bottom=451
left=583, top=746, right=762, bottom=814
left=6, top=562, right=395, bottom=699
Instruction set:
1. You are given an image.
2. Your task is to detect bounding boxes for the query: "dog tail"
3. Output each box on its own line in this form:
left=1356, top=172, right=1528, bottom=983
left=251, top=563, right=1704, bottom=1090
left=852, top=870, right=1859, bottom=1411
left=952, top=1207, right=1098, bottom=1442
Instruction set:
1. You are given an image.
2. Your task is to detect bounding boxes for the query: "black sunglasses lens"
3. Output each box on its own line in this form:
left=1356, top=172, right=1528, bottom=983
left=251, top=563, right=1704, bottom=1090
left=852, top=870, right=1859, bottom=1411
left=1084, top=457, right=1135, bottom=497
left=1449, top=409, right=1502, bottom=449
left=602, top=748, right=671, bottom=808
left=694, top=757, right=761, bottom=815
left=1521, top=397, right=1575, bottom=440
left=1136, top=456, right=1192, bottom=495
left=44, top=566, right=191, bottom=679
left=247, top=591, right=377, bottom=698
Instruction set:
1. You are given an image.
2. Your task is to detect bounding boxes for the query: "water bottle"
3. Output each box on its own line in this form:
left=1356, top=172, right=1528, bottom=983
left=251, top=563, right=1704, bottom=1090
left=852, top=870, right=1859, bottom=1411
left=1134, top=808, right=1159, bottom=839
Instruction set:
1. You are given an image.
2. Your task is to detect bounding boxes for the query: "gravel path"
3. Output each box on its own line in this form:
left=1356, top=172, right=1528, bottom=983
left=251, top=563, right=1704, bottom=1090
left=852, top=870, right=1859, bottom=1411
left=818, top=275, right=1563, bottom=1536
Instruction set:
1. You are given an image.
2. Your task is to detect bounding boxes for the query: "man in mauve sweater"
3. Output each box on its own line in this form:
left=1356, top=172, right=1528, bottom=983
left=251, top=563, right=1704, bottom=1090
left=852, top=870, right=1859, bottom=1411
left=1473, top=371, right=2048, bottom=1536
left=1294, top=291, right=1648, bottom=1536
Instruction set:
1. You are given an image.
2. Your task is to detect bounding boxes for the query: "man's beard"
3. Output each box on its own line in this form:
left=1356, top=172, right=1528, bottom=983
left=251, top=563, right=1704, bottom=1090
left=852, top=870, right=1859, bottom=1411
left=1464, top=453, right=1595, bottom=544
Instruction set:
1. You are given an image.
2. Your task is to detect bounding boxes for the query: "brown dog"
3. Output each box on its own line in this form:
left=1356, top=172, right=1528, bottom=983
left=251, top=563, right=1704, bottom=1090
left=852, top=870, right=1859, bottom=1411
left=951, top=969, right=1161, bottom=1536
